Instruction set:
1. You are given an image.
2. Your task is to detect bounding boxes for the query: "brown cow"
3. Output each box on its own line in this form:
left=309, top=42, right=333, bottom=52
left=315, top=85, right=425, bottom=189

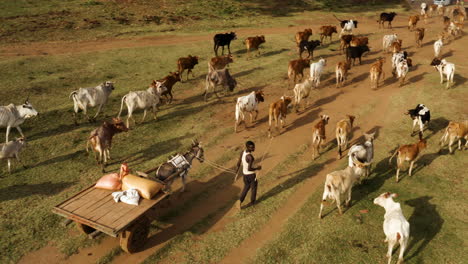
left=288, top=58, right=310, bottom=86
left=391, top=39, right=403, bottom=53
left=209, top=55, right=234, bottom=71
left=370, top=57, right=386, bottom=89
left=311, top=114, right=330, bottom=160
left=415, top=28, right=425, bottom=48
left=428, top=4, right=438, bottom=17
left=319, top=26, right=338, bottom=44
left=86, top=118, right=128, bottom=172
left=408, top=15, right=420, bottom=30
left=335, top=61, right=350, bottom=88
left=177, top=55, right=199, bottom=81
left=439, top=120, right=468, bottom=153
left=443, top=16, right=451, bottom=30
left=350, top=36, right=369, bottom=47
left=245, top=35, right=266, bottom=58
left=340, top=34, right=353, bottom=53
left=295, top=28, right=313, bottom=46
left=389, top=132, right=427, bottom=182
left=336, top=115, right=355, bottom=158
left=157, top=71, right=181, bottom=104
left=268, top=96, right=293, bottom=138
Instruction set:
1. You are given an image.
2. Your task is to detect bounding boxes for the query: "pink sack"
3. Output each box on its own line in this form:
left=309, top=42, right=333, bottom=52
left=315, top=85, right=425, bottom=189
left=94, top=163, right=129, bottom=191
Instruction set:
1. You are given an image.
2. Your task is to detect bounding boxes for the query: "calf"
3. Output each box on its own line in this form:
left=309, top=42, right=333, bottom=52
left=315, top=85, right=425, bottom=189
left=86, top=118, right=128, bottom=172
left=346, top=45, right=370, bottom=66
left=204, top=68, right=237, bottom=101
left=438, top=5, right=446, bottom=17
left=430, top=58, right=455, bottom=89
left=311, top=114, right=330, bottom=160
left=390, top=39, right=403, bottom=53
left=439, top=120, right=468, bottom=153
left=0, top=100, right=38, bottom=143
left=245, top=35, right=266, bottom=58
left=336, top=115, right=355, bottom=158
left=428, top=4, right=438, bottom=17
left=209, top=55, right=234, bottom=71
left=448, top=22, right=462, bottom=38
left=295, top=28, right=313, bottom=46
left=298, top=40, right=321, bottom=59
left=414, top=27, right=425, bottom=47
left=234, top=91, right=265, bottom=132
left=117, top=80, right=167, bottom=128
left=310, top=58, right=327, bottom=88
left=293, top=78, right=314, bottom=111
left=373, top=192, right=410, bottom=264
left=405, top=103, right=430, bottom=136
left=340, top=20, right=356, bottom=36
left=0, top=137, right=26, bottom=174
left=369, top=57, right=386, bottom=89
left=319, top=25, right=338, bottom=44
left=177, top=55, right=199, bottom=81
left=70, top=81, right=114, bottom=124
left=350, top=36, right=369, bottom=47
left=340, top=34, right=353, bottom=53
left=348, top=132, right=375, bottom=180
left=288, top=58, right=310, bottom=85
left=389, top=132, right=427, bottom=182
left=382, top=34, right=398, bottom=53
left=333, top=15, right=359, bottom=29
left=391, top=51, right=408, bottom=76
left=335, top=60, right=351, bottom=88
left=443, top=16, right=451, bottom=30
left=408, top=15, right=420, bottom=30
left=213, top=32, right=237, bottom=56
left=268, top=96, right=293, bottom=138
left=378, top=12, right=397, bottom=29
left=157, top=71, right=181, bottom=104
left=395, top=58, right=411, bottom=87
left=318, top=165, right=364, bottom=218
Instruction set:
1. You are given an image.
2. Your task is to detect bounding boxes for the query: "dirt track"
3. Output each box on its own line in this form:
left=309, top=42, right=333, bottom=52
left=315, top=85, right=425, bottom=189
left=17, top=4, right=466, bottom=264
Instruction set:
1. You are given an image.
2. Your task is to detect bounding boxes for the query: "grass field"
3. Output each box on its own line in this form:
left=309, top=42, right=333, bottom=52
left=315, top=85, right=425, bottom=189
left=1, top=0, right=467, bottom=263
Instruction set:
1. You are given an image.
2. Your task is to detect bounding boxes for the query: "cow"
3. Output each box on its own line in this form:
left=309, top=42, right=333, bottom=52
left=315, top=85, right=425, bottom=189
left=157, top=71, right=181, bottom=104
left=430, top=58, right=455, bottom=89
left=209, top=55, right=234, bottom=71
left=0, top=100, right=38, bottom=143
left=288, top=58, right=310, bottom=85
left=298, top=40, right=321, bottom=59
left=340, top=20, right=356, bottom=36
left=117, top=80, right=167, bottom=128
left=177, top=55, right=199, bottom=81
left=370, top=57, right=386, bottom=89
left=204, top=68, right=237, bottom=101
left=346, top=45, right=370, bottom=66
left=378, top=12, right=397, bottom=29
left=389, top=132, right=427, bottom=182
left=382, top=34, right=399, bottom=53
left=408, top=15, right=420, bottom=30
left=443, top=16, right=451, bottom=30
left=336, top=61, right=351, bottom=88
left=340, top=34, right=354, bottom=54
left=439, top=120, right=468, bottom=154
left=234, top=91, right=265, bottom=132
left=295, top=28, right=313, bottom=46
left=213, top=32, right=237, bottom=56
left=390, top=39, right=403, bottom=53
left=70, top=81, right=114, bottom=124
left=373, top=192, right=410, bottom=264
left=336, top=115, right=355, bottom=158
left=405, top=104, right=430, bottom=136
left=245, top=35, right=266, bottom=58
left=293, top=78, right=314, bottom=111
left=428, top=4, right=438, bottom=17
left=415, top=27, right=425, bottom=47
left=268, top=96, right=293, bottom=138
left=395, top=58, right=411, bottom=87
left=86, top=118, right=128, bottom=172
left=348, top=132, right=375, bottom=180
left=310, top=58, right=327, bottom=88
left=333, top=15, right=359, bottom=29
left=391, top=51, right=408, bottom=76
left=311, top=114, right=330, bottom=160
left=319, top=26, right=338, bottom=44
left=350, top=36, right=369, bottom=47
left=0, top=137, right=27, bottom=174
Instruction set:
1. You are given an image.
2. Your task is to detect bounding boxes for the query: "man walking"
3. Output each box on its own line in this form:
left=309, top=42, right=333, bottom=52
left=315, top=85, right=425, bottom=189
left=236, top=141, right=262, bottom=210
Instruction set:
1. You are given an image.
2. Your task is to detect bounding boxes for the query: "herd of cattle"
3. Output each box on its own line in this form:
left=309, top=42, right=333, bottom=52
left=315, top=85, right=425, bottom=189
left=1, top=3, right=467, bottom=263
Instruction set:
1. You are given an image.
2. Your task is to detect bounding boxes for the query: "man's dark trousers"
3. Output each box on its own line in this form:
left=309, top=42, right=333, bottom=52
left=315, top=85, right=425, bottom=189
left=240, top=173, right=257, bottom=204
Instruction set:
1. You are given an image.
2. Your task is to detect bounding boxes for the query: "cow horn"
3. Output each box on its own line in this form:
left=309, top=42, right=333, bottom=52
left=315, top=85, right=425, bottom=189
left=25, top=96, right=30, bottom=104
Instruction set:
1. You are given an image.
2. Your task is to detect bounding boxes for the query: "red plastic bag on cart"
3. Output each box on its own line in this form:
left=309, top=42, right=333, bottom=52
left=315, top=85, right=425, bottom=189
left=94, top=163, right=129, bottom=191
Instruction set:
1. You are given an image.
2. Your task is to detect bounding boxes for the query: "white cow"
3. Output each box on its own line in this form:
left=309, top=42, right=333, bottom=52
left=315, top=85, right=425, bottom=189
left=340, top=20, right=356, bottom=37
left=293, top=78, right=314, bottom=111
left=396, top=59, right=410, bottom=86
left=117, top=81, right=167, bottom=128
left=310, top=58, right=327, bottom=88
left=391, top=51, right=407, bottom=74
left=431, top=59, right=455, bottom=88
left=0, top=100, right=38, bottom=143
left=0, top=137, right=26, bottom=173
left=374, top=192, right=410, bottom=264
left=383, top=34, right=399, bottom=52
left=234, top=91, right=265, bottom=132
left=70, top=81, right=115, bottom=124
left=433, top=38, right=443, bottom=58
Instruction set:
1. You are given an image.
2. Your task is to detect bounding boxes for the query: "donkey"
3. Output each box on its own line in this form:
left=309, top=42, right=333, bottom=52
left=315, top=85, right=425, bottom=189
left=153, top=140, right=204, bottom=192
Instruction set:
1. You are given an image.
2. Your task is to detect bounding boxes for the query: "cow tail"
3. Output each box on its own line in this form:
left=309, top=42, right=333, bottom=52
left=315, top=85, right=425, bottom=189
left=235, top=100, right=241, bottom=123
left=268, top=106, right=273, bottom=129
left=440, top=125, right=450, bottom=146
left=69, top=91, right=79, bottom=113
left=117, top=95, right=127, bottom=118
left=389, top=148, right=399, bottom=164
left=337, top=128, right=343, bottom=157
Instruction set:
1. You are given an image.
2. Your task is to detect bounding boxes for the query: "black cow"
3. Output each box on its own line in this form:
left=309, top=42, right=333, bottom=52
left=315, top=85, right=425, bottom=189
left=346, top=45, right=370, bottom=66
left=298, top=40, right=321, bottom=59
left=213, top=32, right=237, bottom=56
left=333, top=15, right=358, bottom=28
left=378, top=12, right=397, bottom=29
left=406, top=104, right=431, bottom=136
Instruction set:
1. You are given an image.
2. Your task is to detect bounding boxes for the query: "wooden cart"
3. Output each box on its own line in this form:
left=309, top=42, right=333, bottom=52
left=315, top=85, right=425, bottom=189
left=52, top=185, right=168, bottom=253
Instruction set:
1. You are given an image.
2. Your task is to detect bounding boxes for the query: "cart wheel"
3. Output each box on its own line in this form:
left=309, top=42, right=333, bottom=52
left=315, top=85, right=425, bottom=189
left=75, top=222, right=96, bottom=235
left=120, top=216, right=150, bottom=253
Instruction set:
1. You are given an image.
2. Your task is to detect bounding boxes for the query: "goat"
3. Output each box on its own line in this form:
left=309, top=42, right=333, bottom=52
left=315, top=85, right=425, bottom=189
left=389, top=132, right=427, bottom=182
left=70, top=81, right=114, bottom=124
left=336, top=115, right=355, bottom=158
left=374, top=192, right=410, bottom=264
left=439, top=120, right=467, bottom=153
left=335, top=61, right=351, bottom=88
left=310, top=58, right=327, bottom=88
left=370, top=57, right=386, bottom=89
left=0, top=137, right=26, bottom=174
left=311, top=115, right=330, bottom=160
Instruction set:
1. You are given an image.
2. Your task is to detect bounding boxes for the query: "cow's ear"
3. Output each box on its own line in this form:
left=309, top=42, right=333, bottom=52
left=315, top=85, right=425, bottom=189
left=391, top=193, right=398, bottom=198
left=383, top=192, right=391, bottom=198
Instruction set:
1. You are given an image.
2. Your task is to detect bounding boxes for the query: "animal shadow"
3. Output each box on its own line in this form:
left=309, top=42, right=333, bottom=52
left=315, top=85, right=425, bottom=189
left=0, top=181, right=76, bottom=202
left=263, top=48, right=289, bottom=57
